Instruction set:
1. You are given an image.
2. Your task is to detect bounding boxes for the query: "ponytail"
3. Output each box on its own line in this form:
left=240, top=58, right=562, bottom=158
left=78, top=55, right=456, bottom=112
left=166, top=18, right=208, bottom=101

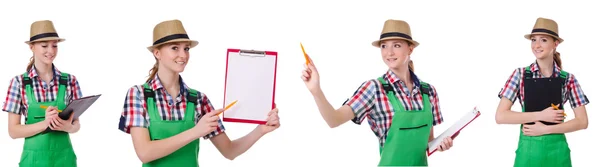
left=553, top=51, right=562, bottom=69
left=26, top=56, right=34, bottom=71
left=408, top=60, right=414, bottom=72
left=146, top=59, right=159, bottom=83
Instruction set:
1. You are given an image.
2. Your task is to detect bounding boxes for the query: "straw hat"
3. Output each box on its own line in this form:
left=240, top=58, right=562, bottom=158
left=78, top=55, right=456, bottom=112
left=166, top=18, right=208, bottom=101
left=372, top=19, right=419, bottom=47
left=147, top=19, right=198, bottom=52
left=524, top=17, right=563, bottom=43
left=25, top=20, right=65, bottom=44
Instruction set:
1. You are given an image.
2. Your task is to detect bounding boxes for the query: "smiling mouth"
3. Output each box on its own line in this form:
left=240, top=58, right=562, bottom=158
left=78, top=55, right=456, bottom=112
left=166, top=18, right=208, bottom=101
left=387, top=58, right=398, bottom=62
left=534, top=50, right=543, bottom=53
left=175, top=61, right=186, bottom=65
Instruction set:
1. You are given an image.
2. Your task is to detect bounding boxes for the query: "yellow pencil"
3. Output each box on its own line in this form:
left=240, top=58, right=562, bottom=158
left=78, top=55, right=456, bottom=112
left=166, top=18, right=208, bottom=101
left=40, top=105, right=62, bottom=112
left=551, top=103, right=565, bottom=116
left=217, top=100, right=238, bottom=116
left=300, top=43, right=311, bottom=65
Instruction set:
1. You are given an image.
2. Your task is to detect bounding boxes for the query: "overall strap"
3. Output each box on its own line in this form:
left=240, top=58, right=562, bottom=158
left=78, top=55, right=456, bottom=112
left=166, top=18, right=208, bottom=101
left=22, top=73, right=36, bottom=104
left=143, top=83, right=160, bottom=121
left=524, top=66, right=533, bottom=79
left=56, top=72, right=69, bottom=109
left=559, top=70, right=567, bottom=79
left=419, top=81, right=432, bottom=109
left=378, top=77, right=403, bottom=112
left=185, top=88, right=198, bottom=121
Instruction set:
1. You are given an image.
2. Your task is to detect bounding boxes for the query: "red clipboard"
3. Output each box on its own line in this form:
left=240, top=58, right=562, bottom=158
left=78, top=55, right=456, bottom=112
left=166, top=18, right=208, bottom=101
left=427, top=107, right=481, bottom=156
left=222, top=48, right=277, bottom=124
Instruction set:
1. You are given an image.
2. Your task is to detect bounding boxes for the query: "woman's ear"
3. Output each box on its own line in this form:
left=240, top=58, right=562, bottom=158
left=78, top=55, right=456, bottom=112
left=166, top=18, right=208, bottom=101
left=408, top=44, right=415, bottom=56
left=153, top=48, right=161, bottom=60
left=29, top=43, right=35, bottom=51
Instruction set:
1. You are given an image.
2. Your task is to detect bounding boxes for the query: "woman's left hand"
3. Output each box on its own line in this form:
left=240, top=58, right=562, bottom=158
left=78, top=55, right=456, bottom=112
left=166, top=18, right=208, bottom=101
left=259, top=106, right=280, bottom=135
left=437, top=137, right=454, bottom=152
left=50, top=112, right=75, bottom=132
left=522, top=121, right=549, bottom=136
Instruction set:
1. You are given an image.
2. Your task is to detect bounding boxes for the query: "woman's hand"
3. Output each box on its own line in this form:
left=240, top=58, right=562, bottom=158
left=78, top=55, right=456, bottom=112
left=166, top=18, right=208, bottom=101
left=50, top=112, right=75, bottom=132
left=301, top=57, right=321, bottom=94
left=537, top=106, right=565, bottom=123
left=44, top=106, right=59, bottom=127
left=258, top=107, right=280, bottom=135
left=522, top=121, right=549, bottom=136
left=437, top=137, right=454, bottom=152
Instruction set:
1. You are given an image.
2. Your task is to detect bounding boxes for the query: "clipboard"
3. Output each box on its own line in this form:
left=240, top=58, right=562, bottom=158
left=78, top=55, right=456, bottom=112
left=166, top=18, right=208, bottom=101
left=42, top=94, right=101, bottom=133
left=222, top=48, right=277, bottom=124
left=427, top=106, right=480, bottom=156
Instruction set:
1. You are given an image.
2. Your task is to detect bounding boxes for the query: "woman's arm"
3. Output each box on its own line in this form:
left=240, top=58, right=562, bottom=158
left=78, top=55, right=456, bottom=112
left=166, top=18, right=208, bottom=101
left=7, top=112, right=49, bottom=139
left=495, top=97, right=564, bottom=124
left=545, top=104, right=588, bottom=134
left=130, top=127, right=204, bottom=163
left=210, top=128, right=264, bottom=160
left=211, top=108, right=280, bottom=160
left=311, top=89, right=358, bottom=128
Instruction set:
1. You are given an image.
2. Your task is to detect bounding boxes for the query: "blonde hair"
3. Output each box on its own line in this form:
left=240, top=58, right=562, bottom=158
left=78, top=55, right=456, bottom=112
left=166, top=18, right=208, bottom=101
left=26, top=56, right=34, bottom=71
left=146, top=59, right=159, bottom=83
left=407, top=42, right=414, bottom=71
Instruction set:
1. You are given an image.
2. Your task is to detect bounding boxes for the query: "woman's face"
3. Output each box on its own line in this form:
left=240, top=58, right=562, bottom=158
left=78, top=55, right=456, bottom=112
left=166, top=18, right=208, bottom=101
left=154, top=42, right=191, bottom=73
left=530, top=34, right=559, bottom=59
left=380, top=39, right=413, bottom=70
left=30, top=40, right=58, bottom=65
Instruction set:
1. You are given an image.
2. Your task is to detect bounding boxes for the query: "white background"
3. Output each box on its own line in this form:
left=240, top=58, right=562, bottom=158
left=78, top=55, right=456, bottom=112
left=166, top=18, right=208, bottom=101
left=1, top=0, right=598, bottom=166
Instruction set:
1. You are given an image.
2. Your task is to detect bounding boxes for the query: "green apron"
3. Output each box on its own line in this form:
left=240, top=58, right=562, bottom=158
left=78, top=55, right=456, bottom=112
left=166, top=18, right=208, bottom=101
left=142, top=83, right=200, bottom=167
left=19, top=72, right=77, bottom=167
left=514, top=67, right=571, bottom=167
left=377, top=77, right=433, bottom=167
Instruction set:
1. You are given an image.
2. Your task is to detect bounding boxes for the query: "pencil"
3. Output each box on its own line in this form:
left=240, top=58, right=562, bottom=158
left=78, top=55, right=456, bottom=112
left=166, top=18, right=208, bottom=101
left=300, top=43, right=310, bottom=65
left=551, top=103, right=566, bottom=116
left=217, top=100, right=238, bottom=116
left=40, top=105, right=62, bottom=112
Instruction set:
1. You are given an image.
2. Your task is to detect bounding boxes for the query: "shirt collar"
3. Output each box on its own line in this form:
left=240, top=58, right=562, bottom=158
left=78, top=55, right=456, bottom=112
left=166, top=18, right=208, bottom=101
left=148, top=74, right=189, bottom=95
left=530, top=60, right=561, bottom=77
left=384, top=69, right=421, bottom=88
left=28, top=64, right=61, bottom=80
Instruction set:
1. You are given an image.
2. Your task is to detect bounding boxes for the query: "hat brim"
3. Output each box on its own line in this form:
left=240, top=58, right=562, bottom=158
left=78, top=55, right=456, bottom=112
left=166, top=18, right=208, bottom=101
left=25, top=37, right=65, bottom=44
left=372, top=37, right=420, bottom=48
left=524, top=32, right=564, bottom=43
left=147, top=38, right=199, bottom=52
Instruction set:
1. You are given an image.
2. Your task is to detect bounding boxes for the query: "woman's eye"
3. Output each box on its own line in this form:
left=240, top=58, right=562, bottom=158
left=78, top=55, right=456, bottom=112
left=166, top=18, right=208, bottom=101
left=380, top=45, right=386, bottom=48
left=171, top=46, right=178, bottom=50
left=394, top=44, right=401, bottom=48
left=541, top=39, right=547, bottom=42
left=531, top=39, right=536, bottom=42
left=184, top=47, right=190, bottom=51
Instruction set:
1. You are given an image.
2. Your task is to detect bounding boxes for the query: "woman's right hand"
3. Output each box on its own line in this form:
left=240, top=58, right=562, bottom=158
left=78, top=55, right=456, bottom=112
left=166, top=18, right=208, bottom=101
left=537, top=106, right=565, bottom=123
left=301, top=57, right=321, bottom=94
left=44, top=106, right=59, bottom=126
left=194, top=109, right=222, bottom=137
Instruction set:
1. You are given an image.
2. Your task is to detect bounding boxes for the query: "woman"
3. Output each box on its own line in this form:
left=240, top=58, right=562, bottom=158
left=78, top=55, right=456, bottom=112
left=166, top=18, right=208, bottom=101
left=2, top=20, right=83, bottom=167
left=301, top=19, right=455, bottom=166
left=495, top=17, right=589, bottom=167
left=117, top=19, right=280, bottom=167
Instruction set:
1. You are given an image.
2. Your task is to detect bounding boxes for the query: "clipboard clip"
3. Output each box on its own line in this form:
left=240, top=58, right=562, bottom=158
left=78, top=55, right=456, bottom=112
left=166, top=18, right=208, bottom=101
left=239, top=49, right=266, bottom=57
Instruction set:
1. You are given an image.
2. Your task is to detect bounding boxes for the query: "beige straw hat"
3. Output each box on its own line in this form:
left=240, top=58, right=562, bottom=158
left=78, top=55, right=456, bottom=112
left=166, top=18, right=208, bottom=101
left=25, top=20, right=65, bottom=44
left=147, top=19, right=198, bottom=52
left=372, top=19, right=419, bottom=47
left=524, top=17, right=563, bottom=43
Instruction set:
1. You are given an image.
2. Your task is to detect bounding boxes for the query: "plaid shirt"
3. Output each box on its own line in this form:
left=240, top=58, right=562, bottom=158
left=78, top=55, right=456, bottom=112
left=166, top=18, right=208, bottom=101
left=498, top=61, right=590, bottom=109
left=118, top=74, right=225, bottom=139
left=2, top=65, right=82, bottom=118
left=343, top=70, right=444, bottom=148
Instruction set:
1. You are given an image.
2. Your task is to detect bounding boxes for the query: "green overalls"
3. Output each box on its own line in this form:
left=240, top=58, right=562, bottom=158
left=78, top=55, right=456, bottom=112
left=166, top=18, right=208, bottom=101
left=19, top=72, right=77, bottom=167
left=514, top=66, right=571, bottom=167
left=377, top=77, right=433, bottom=167
left=142, top=83, right=201, bottom=167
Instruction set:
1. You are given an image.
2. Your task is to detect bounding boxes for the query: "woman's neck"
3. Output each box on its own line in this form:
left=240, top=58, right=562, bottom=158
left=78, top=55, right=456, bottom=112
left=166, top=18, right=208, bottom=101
left=34, top=61, right=53, bottom=83
left=157, top=68, right=181, bottom=97
left=390, top=66, right=413, bottom=89
left=537, top=56, right=554, bottom=77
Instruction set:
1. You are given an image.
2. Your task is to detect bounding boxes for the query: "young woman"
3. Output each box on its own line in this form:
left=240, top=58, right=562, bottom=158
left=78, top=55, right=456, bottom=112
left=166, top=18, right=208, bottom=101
left=301, top=19, right=455, bottom=166
left=2, top=20, right=83, bottom=167
left=117, top=20, right=280, bottom=167
left=495, top=17, right=589, bottom=167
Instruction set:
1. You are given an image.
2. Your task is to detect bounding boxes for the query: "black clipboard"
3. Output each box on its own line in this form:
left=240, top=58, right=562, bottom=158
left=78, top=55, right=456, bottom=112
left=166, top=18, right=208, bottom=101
left=42, top=94, right=101, bottom=133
